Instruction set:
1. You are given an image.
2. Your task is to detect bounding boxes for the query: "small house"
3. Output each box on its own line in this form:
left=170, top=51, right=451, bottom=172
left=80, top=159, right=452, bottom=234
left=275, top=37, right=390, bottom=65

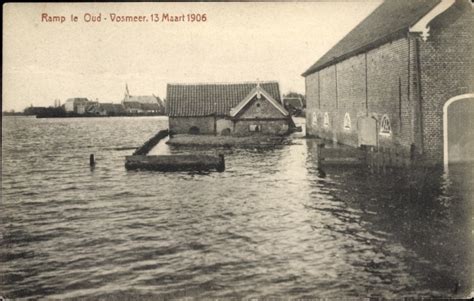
left=167, top=81, right=291, bottom=136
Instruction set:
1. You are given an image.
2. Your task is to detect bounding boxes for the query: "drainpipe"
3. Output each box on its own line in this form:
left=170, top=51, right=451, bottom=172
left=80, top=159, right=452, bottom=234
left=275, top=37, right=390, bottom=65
left=213, top=112, right=217, bottom=136
left=415, top=37, right=424, bottom=154
left=408, top=0, right=456, bottom=157
left=365, top=53, right=369, bottom=116
left=318, top=72, right=321, bottom=110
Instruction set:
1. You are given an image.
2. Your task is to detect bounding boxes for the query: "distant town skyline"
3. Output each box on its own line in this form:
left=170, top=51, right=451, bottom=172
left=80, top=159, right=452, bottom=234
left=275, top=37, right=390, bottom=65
left=3, top=1, right=381, bottom=112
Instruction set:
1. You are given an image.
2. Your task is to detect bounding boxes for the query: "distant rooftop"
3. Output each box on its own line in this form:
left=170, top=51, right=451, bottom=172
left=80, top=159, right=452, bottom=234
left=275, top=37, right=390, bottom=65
left=125, top=95, right=162, bottom=104
left=65, top=97, right=89, bottom=102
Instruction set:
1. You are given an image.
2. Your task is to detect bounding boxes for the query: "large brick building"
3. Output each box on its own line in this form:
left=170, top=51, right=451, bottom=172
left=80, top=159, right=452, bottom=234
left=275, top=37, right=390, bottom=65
left=303, top=0, right=473, bottom=165
left=167, top=81, right=291, bottom=136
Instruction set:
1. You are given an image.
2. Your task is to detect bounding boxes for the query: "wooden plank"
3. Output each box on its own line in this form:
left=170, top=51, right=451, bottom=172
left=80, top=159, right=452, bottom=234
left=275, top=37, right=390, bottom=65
left=125, top=154, right=225, bottom=172
left=133, top=130, right=169, bottom=156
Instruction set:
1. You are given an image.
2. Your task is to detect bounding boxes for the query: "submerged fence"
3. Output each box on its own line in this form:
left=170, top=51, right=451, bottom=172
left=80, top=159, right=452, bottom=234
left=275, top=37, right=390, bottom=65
left=318, top=143, right=419, bottom=174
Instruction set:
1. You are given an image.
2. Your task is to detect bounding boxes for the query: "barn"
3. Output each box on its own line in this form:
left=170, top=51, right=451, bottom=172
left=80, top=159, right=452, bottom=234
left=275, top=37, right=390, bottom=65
left=303, top=0, right=473, bottom=165
left=167, top=81, right=291, bottom=136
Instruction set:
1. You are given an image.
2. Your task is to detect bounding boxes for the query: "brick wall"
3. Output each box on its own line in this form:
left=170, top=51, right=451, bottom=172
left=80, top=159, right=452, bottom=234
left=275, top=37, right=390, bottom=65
left=306, top=37, right=415, bottom=153
left=234, top=119, right=289, bottom=136
left=216, top=119, right=233, bottom=135
left=417, top=3, right=473, bottom=163
left=337, top=53, right=368, bottom=147
left=169, top=116, right=215, bottom=134
left=319, top=65, right=338, bottom=142
left=304, top=71, right=319, bottom=135
left=238, top=95, right=286, bottom=119
left=234, top=93, right=289, bottom=135
left=367, top=38, right=412, bottom=151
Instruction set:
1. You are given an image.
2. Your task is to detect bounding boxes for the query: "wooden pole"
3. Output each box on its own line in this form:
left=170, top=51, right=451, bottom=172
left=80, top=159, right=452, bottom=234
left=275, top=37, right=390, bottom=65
left=217, top=154, right=225, bottom=172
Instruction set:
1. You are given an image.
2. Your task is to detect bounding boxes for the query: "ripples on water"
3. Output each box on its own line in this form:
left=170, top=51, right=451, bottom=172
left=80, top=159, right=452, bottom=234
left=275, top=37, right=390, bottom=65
left=1, top=116, right=472, bottom=299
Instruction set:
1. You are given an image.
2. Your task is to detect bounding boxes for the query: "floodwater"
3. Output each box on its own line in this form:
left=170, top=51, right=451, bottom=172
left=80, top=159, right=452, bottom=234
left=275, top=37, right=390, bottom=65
left=1, top=116, right=472, bottom=299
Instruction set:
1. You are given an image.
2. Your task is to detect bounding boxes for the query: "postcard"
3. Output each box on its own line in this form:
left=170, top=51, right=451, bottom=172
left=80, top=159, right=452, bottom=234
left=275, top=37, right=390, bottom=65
left=2, top=1, right=473, bottom=299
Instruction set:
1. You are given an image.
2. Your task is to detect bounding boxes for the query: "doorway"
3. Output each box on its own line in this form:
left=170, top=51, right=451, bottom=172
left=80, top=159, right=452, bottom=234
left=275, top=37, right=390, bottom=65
left=358, top=116, right=377, bottom=147
left=443, top=94, right=474, bottom=166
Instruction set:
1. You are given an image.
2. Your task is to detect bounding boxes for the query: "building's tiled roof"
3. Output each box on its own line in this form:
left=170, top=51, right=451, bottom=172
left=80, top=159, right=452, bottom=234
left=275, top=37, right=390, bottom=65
left=302, top=0, right=441, bottom=76
left=167, top=81, right=281, bottom=117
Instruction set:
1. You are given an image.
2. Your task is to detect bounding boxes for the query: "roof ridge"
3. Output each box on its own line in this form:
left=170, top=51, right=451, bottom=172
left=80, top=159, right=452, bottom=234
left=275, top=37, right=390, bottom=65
left=167, top=80, right=279, bottom=86
left=302, top=0, right=442, bottom=76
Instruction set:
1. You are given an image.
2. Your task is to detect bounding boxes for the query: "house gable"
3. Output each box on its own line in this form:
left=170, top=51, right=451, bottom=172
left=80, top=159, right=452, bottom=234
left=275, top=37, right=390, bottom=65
left=230, top=86, right=288, bottom=118
left=235, top=94, right=288, bottom=120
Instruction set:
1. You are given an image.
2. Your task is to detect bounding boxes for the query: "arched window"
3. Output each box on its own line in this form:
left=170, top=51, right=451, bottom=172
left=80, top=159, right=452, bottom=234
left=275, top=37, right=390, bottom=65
left=380, top=114, right=391, bottom=135
left=343, top=113, right=351, bottom=130
left=189, top=126, right=200, bottom=135
left=323, top=112, right=330, bottom=128
left=221, top=128, right=231, bottom=136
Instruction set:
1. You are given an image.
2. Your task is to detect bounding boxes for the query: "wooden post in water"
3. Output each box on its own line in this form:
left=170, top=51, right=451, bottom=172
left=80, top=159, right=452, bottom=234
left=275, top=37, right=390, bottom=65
left=375, top=149, right=381, bottom=174
left=317, top=143, right=325, bottom=166
left=382, top=148, right=387, bottom=174
left=217, top=154, right=225, bottom=172
left=369, top=146, right=374, bottom=173
left=90, top=154, right=95, bottom=167
left=387, top=148, right=392, bottom=172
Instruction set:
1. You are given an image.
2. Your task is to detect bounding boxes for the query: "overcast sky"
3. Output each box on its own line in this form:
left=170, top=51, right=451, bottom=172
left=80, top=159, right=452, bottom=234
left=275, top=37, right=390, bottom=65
left=3, top=1, right=381, bottom=112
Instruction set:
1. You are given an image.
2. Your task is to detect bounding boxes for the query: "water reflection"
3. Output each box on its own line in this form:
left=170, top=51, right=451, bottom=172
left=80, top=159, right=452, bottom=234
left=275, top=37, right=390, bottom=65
left=1, top=116, right=471, bottom=299
left=307, top=154, right=472, bottom=297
